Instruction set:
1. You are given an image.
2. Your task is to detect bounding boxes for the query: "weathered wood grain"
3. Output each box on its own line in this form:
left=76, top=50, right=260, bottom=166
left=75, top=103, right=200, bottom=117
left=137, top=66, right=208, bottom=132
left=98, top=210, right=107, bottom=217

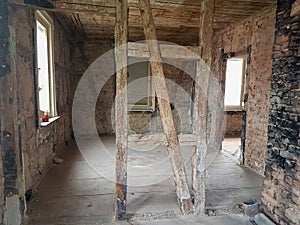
left=11, top=0, right=276, bottom=44
left=192, top=0, right=215, bottom=216
left=127, top=42, right=200, bottom=59
left=128, top=133, right=197, bottom=146
left=138, top=0, right=194, bottom=215
left=115, top=0, right=128, bottom=221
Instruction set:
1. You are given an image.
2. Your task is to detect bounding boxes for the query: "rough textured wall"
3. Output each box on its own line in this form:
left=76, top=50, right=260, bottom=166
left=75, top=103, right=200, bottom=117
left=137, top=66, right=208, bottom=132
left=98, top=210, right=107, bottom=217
left=261, top=0, right=300, bottom=224
left=73, top=39, right=195, bottom=135
left=225, top=112, right=243, bottom=137
left=128, top=62, right=195, bottom=134
left=0, top=0, right=7, bottom=220
left=72, top=39, right=115, bottom=135
left=213, top=8, right=276, bottom=174
left=8, top=7, right=73, bottom=190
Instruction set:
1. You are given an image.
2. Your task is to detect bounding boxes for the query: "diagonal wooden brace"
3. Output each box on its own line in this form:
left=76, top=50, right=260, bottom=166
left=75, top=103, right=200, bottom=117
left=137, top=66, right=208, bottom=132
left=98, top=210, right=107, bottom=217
left=138, top=0, right=194, bottom=215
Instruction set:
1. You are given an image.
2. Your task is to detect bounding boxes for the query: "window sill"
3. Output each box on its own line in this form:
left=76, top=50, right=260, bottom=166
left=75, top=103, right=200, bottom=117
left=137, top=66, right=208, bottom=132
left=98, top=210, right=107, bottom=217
left=40, top=116, right=60, bottom=127
left=225, top=107, right=244, bottom=112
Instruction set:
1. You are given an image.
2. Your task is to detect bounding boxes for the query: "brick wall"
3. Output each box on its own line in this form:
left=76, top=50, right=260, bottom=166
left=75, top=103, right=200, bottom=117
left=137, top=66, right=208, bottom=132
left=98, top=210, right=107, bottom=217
left=261, top=0, right=300, bottom=224
left=224, top=112, right=243, bottom=137
left=213, top=8, right=276, bottom=175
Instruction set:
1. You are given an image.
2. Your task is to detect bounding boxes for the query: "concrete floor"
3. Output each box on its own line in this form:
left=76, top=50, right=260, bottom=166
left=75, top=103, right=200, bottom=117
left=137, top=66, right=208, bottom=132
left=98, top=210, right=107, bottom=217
left=222, top=137, right=241, bottom=155
left=26, top=136, right=263, bottom=225
left=132, top=215, right=254, bottom=225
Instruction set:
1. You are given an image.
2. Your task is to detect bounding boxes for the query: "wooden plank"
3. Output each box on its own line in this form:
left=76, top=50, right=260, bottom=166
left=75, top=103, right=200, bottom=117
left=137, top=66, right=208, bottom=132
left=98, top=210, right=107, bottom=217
left=192, top=0, right=215, bottom=216
left=11, top=0, right=277, bottom=44
left=138, top=0, right=194, bottom=215
left=128, top=133, right=197, bottom=146
left=291, top=0, right=300, bottom=16
left=127, top=42, right=200, bottom=59
left=115, top=0, right=128, bottom=221
left=11, top=0, right=116, bottom=13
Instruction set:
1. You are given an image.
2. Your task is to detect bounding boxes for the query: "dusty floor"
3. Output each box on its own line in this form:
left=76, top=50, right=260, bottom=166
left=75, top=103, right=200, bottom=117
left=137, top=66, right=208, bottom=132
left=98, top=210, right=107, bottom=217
left=222, top=137, right=241, bottom=161
left=26, top=136, right=263, bottom=224
left=131, top=215, right=253, bottom=225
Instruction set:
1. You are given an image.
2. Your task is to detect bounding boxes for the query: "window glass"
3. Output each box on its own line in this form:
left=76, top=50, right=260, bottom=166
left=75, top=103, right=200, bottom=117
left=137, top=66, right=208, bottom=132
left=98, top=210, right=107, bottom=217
left=224, top=58, right=244, bottom=110
left=37, top=20, right=50, bottom=113
left=36, top=11, right=56, bottom=123
left=127, top=59, right=154, bottom=111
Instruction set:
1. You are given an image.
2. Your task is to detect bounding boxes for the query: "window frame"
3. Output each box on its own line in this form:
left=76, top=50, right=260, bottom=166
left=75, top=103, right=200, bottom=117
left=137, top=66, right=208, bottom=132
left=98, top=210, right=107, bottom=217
left=35, top=10, right=57, bottom=120
left=224, top=56, right=247, bottom=111
left=127, top=59, right=155, bottom=112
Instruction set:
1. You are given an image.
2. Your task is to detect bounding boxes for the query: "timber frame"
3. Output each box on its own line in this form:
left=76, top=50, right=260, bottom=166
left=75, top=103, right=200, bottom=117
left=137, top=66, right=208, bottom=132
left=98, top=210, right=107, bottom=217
left=115, top=0, right=129, bottom=221
left=9, top=0, right=219, bottom=221
left=114, top=0, right=217, bottom=220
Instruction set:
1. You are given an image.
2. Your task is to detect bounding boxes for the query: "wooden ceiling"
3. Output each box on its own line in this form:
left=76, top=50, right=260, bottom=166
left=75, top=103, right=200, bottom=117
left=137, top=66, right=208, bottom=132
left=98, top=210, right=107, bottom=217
left=49, top=0, right=277, bottom=45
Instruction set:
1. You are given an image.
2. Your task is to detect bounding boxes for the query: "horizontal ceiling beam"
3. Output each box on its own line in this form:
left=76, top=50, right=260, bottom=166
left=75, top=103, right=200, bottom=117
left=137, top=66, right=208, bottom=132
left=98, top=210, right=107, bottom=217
left=128, top=42, right=200, bottom=59
left=10, top=0, right=200, bottom=13
left=128, top=133, right=197, bottom=146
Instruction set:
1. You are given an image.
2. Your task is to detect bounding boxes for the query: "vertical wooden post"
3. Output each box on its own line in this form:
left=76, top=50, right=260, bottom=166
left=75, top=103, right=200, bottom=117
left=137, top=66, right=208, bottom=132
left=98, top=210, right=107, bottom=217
left=138, top=0, right=194, bottom=214
left=115, top=0, right=128, bottom=221
left=192, top=0, right=215, bottom=216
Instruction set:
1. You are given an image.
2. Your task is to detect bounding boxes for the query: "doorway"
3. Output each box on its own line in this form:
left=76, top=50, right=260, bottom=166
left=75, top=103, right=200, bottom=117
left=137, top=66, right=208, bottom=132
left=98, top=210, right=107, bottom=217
left=223, top=57, right=247, bottom=163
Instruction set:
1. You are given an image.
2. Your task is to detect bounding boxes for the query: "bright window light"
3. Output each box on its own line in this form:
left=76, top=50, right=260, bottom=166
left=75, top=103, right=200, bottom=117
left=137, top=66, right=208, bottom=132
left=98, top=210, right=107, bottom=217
left=37, top=20, right=50, bottom=113
left=224, top=58, right=244, bottom=110
left=127, top=58, right=155, bottom=111
left=36, top=10, right=56, bottom=122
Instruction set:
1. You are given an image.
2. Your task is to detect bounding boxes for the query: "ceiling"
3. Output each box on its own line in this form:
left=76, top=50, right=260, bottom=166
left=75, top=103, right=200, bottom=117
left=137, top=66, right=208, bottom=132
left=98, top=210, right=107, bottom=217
left=49, top=0, right=277, bottom=45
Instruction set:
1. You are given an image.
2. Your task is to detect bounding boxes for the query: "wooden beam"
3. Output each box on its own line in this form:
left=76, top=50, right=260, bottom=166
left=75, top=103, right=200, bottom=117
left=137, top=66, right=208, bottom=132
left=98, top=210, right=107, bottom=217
left=291, top=0, right=300, bottom=16
left=10, top=0, right=201, bottom=12
left=192, top=0, right=215, bottom=216
left=138, top=0, right=194, bottom=215
left=128, top=133, right=197, bottom=147
left=10, top=0, right=115, bottom=14
left=128, top=42, right=200, bottom=59
left=115, top=0, right=128, bottom=221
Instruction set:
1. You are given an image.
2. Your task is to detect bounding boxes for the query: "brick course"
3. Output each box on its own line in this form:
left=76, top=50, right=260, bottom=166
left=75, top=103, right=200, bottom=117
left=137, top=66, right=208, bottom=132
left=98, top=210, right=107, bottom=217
left=213, top=8, right=276, bottom=175
left=261, top=0, right=300, bottom=224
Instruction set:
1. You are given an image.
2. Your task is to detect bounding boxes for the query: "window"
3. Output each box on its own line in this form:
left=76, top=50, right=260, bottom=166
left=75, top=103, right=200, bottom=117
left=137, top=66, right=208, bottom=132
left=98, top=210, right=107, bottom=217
left=127, top=58, right=155, bottom=111
left=36, top=11, right=56, bottom=121
left=224, top=57, right=246, bottom=111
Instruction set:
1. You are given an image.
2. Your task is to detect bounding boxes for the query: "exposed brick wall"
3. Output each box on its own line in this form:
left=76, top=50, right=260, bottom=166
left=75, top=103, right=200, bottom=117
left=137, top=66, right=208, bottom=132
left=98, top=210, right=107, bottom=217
left=261, top=0, right=300, bottom=224
left=8, top=6, right=73, bottom=189
left=224, top=112, right=243, bottom=137
left=212, top=8, right=276, bottom=175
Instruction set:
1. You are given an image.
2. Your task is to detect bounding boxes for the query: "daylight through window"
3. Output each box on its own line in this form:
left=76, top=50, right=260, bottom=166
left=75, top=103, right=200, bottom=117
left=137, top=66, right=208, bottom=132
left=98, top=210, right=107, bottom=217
left=224, top=58, right=245, bottom=110
left=36, top=11, right=56, bottom=120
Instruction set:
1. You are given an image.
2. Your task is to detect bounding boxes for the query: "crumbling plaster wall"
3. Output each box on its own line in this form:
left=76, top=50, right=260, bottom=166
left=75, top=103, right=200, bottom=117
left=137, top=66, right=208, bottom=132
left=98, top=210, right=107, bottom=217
left=0, top=1, right=25, bottom=222
left=128, top=62, right=194, bottom=134
left=261, top=0, right=300, bottom=224
left=73, top=39, right=195, bottom=135
left=72, top=39, right=115, bottom=135
left=8, top=6, right=73, bottom=190
left=0, top=1, right=8, bottom=222
left=212, top=8, right=277, bottom=175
